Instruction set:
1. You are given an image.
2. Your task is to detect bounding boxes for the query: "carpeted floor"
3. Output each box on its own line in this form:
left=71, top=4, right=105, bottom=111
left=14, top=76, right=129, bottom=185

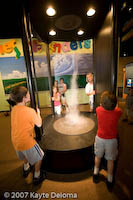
left=0, top=102, right=133, bottom=200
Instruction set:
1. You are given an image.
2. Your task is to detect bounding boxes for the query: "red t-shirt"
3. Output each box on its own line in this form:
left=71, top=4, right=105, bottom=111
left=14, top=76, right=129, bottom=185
left=96, top=106, right=122, bottom=139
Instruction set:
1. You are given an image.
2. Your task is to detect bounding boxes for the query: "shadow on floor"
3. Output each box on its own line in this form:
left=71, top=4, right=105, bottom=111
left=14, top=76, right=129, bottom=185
left=0, top=166, right=43, bottom=199
left=46, top=170, right=93, bottom=182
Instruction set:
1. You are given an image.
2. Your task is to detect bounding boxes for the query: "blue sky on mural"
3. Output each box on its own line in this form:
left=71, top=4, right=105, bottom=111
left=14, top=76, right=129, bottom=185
left=0, top=53, right=93, bottom=80
left=0, top=57, right=26, bottom=79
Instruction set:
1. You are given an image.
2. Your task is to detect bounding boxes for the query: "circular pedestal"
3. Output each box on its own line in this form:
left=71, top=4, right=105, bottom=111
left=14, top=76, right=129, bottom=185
left=40, top=112, right=97, bottom=173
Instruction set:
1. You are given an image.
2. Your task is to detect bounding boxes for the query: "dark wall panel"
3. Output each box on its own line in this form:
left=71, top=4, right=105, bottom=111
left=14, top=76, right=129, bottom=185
left=94, top=2, right=118, bottom=106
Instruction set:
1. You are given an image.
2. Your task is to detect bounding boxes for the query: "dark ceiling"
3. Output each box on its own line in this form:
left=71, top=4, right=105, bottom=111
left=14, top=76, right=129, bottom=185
left=0, top=0, right=110, bottom=41
left=0, top=0, right=133, bottom=56
left=119, top=0, right=133, bottom=57
left=25, top=0, right=110, bottom=42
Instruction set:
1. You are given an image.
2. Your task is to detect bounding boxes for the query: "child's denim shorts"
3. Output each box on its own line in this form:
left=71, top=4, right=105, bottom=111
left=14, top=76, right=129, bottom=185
left=94, top=135, right=118, bottom=160
left=16, top=143, right=44, bottom=165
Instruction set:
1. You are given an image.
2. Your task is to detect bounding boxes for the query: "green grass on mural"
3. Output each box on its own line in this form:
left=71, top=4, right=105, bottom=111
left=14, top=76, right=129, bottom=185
left=3, top=78, right=27, bottom=94
left=54, top=75, right=86, bottom=89
left=3, top=75, right=86, bottom=94
left=36, top=75, right=86, bottom=90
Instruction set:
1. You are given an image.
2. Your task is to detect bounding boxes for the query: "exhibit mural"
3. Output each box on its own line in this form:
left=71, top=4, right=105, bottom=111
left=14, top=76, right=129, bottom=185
left=34, top=39, right=93, bottom=89
left=0, top=39, right=26, bottom=95
left=0, top=39, right=26, bottom=111
left=0, top=38, right=93, bottom=110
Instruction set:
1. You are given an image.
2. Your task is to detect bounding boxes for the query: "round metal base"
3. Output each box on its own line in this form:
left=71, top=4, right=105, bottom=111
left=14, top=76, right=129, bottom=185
left=40, top=112, right=97, bottom=173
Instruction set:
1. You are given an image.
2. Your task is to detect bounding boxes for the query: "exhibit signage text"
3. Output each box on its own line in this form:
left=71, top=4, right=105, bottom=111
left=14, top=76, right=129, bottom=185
left=0, top=39, right=21, bottom=59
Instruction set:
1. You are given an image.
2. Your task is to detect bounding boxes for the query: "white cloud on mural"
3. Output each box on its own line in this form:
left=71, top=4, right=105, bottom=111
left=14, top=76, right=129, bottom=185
left=76, top=54, right=93, bottom=74
left=34, top=54, right=74, bottom=77
left=2, top=70, right=26, bottom=79
left=33, top=60, right=48, bottom=77
left=51, top=54, right=74, bottom=75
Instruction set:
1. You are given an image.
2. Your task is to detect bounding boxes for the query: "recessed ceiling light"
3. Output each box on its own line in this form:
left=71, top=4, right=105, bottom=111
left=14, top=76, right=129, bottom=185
left=87, top=8, right=96, bottom=16
left=49, top=30, right=56, bottom=36
left=123, top=2, right=127, bottom=9
left=46, top=7, right=56, bottom=16
left=129, top=7, right=132, bottom=12
left=77, top=30, right=84, bottom=35
left=31, top=34, right=33, bottom=38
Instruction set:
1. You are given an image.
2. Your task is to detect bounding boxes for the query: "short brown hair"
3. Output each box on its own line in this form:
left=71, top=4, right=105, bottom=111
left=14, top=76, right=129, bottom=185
left=100, top=91, right=117, bottom=110
left=10, top=86, right=28, bottom=103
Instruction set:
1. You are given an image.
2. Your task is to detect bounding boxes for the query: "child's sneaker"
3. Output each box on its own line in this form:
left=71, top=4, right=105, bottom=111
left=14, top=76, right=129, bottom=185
left=128, top=121, right=133, bottom=125
left=23, top=165, right=32, bottom=178
left=33, top=171, right=46, bottom=185
left=106, top=180, right=114, bottom=192
left=93, top=174, right=99, bottom=183
left=122, top=118, right=128, bottom=122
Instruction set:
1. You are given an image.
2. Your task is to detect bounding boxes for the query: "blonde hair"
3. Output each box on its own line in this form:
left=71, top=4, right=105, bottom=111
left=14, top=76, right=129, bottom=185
left=86, top=73, right=93, bottom=82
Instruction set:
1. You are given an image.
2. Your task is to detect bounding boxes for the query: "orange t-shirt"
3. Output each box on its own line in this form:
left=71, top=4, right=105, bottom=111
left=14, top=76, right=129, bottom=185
left=11, top=105, right=41, bottom=151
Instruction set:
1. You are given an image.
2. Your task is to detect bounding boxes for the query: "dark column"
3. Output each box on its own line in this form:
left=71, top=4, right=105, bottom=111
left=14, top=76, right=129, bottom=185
left=20, top=7, right=42, bottom=140
left=94, top=1, right=118, bottom=106
left=46, top=44, right=55, bottom=115
left=27, top=15, right=44, bottom=138
left=27, top=14, right=40, bottom=108
left=21, top=7, right=36, bottom=109
left=112, top=0, right=119, bottom=95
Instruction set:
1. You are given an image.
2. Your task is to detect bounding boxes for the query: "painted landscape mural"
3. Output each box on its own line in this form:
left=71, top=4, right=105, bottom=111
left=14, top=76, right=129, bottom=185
left=0, top=39, right=93, bottom=110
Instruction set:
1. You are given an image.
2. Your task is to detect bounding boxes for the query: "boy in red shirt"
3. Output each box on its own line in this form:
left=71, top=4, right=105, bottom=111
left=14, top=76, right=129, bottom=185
left=10, top=86, right=46, bottom=185
left=93, top=91, right=122, bottom=190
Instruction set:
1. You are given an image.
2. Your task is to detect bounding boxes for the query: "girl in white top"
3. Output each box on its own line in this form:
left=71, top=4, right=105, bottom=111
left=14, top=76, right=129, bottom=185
left=85, top=73, right=95, bottom=112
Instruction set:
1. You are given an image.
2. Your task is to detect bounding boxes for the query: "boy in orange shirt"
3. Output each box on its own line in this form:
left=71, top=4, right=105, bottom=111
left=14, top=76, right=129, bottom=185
left=10, top=86, right=45, bottom=185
